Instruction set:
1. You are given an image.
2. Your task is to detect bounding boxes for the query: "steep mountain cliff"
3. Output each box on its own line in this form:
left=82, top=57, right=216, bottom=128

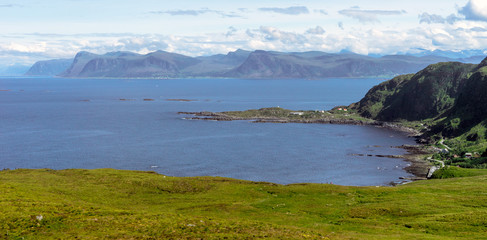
left=61, top=51, right=101, bottom=77
left=351, top=57, right=487, bottom=139
left=440, top=58, right=487, bottom=137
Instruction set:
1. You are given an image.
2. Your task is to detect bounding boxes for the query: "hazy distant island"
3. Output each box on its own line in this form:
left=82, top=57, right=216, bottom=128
left=24, top=49, right=485, bottom=79
left=24, top=58, right=73, bottom=76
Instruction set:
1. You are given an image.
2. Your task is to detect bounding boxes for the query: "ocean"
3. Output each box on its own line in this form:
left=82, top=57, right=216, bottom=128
left=0, top=77, right=417, bottom=186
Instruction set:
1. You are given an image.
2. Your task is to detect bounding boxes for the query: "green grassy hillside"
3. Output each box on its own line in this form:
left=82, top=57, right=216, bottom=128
left=1, top=168, right=487, bottom=239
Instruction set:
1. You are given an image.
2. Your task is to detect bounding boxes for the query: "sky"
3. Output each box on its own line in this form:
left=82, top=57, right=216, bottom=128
left=1, top=0, right=487, bottom=65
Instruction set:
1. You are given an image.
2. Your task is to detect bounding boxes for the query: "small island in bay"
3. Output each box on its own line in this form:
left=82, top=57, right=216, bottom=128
left=166, top=98, right=196, bottom=102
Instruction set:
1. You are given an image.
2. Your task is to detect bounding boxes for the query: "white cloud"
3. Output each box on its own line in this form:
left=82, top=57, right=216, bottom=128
left=256, top=26, right=306, bottom=44
left=338, top=8, right=406, bottom=23
left=419, top=13, right=461, bottom=24
left=0, top=34, right=172, bottom=65
left=150, top=8, right=242, bottom=18
left=459, top=0, right=487, bottom=22
left=226, top=26, right=237, bottom=37
left=314, top=9, right=328, bottom=15
left=306, top=26, right=326, bottom=35
left=471, top=27, right=487, bottom=32
left=338, top=22, right=344, bottom=30
left=1, top=42, right=46, bottom=53
left=258, top=6, right=309, bottom=15
left=419, top=13, right=447, bottom=24
left=3, top=19, right=487, bottom=66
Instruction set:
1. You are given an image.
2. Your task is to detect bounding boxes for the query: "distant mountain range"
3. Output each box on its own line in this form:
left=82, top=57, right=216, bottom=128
left=0, top=64, right=31, bottom=76
left=24, top=49, right=487, bottom=79
left=25, top=59, right=73, bottom=76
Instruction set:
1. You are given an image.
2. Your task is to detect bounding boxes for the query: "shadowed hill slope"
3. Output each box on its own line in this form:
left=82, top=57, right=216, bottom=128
left=351, top=57, right=487, bottom=140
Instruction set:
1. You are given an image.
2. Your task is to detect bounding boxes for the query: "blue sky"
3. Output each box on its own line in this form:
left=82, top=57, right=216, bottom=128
left=1, top=0, right=487, bottom=65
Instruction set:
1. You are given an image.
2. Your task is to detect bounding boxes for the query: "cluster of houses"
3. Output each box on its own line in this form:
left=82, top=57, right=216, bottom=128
left=438, top=148, right=480, bottom=159
left=461, top=152, right=480, bottom=158
left=288, top=108, right=350, bottom=117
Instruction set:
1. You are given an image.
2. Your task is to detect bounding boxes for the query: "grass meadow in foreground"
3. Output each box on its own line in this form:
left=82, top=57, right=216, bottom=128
left=1, top=168, right=487, bottom=239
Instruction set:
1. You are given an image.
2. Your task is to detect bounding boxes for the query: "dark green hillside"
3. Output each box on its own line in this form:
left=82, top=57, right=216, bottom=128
left=443, top=59, right=487, bottom=136
left=350, top=74, right=414, bottom=119
left=351, top=57, right=487, bottom=167
left=352, top=62, right=476, bottom=121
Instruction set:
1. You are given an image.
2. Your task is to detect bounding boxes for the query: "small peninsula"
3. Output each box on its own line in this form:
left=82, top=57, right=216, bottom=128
left=181, top=56, right=487, bottom=176
left=178, top=107, right=418, bottom=135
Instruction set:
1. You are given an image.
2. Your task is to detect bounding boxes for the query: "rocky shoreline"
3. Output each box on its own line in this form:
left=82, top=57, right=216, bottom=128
left=395, top=145, right=432, bottom=182
left=178, top=111, right=432, bottom=184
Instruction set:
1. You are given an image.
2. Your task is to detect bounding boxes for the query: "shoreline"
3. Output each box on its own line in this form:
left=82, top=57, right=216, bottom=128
left=178, top=111, right=432, bottom=184
left=178, top=111, right=421, bottom=136
left=395, top=145, right=431, bottom=182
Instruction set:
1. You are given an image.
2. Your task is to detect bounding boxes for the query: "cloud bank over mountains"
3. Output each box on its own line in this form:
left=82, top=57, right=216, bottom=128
left=1, top=0, right=487, bottom=65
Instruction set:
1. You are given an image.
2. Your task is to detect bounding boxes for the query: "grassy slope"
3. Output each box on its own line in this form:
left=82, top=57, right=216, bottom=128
left=1, top=168, right=487, bottom=239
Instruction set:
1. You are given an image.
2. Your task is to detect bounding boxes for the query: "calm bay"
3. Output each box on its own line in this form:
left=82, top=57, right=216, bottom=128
left=0, top=77, right=417, bottom=186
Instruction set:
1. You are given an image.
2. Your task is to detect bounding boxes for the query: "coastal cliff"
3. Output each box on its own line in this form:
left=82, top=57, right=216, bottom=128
left=350, top=57, right=487, bottom=142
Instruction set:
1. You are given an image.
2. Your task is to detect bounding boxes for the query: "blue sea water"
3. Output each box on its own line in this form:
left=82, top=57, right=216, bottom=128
left=0, top=77, right=417, bottom=186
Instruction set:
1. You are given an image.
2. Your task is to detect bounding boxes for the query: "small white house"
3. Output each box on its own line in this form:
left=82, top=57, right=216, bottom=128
left=290, top=112, right=304, bottom=116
